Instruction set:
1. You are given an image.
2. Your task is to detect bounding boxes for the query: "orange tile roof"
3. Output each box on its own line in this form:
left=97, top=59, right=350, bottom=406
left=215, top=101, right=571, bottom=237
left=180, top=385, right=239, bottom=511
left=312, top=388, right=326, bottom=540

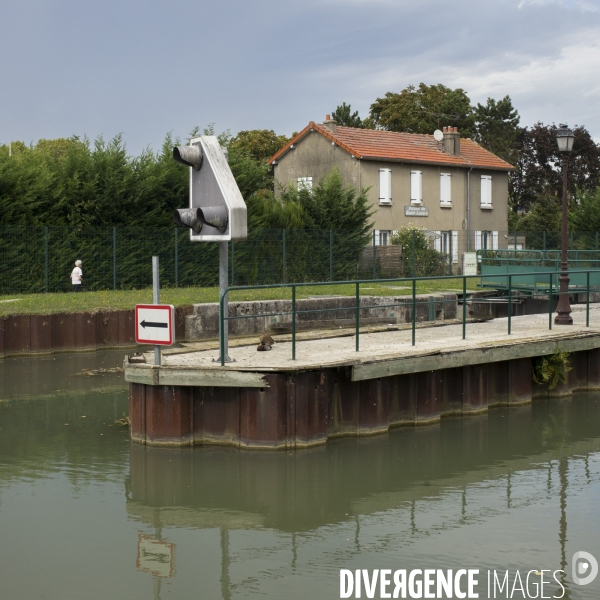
left=268, top=121, right=514, bottom=171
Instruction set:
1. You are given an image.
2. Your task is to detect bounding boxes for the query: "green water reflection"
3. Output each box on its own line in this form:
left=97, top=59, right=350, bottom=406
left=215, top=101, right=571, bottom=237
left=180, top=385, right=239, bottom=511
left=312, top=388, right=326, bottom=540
left=1, top=351, right=600, bottom=599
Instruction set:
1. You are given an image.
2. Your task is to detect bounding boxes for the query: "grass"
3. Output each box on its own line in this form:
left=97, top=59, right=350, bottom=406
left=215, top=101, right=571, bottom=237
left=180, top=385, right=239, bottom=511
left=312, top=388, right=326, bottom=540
left=0, top=278, right=481, bottom=317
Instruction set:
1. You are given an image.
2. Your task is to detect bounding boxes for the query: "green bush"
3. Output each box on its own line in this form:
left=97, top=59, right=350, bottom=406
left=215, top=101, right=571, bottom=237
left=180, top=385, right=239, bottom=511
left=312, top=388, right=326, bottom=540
left=390, top=225, right=447, bottom=277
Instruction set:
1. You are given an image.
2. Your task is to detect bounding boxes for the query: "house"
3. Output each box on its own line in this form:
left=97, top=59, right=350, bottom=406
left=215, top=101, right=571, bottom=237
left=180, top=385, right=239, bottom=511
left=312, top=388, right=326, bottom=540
left=268, top=117, right=515, bottom=264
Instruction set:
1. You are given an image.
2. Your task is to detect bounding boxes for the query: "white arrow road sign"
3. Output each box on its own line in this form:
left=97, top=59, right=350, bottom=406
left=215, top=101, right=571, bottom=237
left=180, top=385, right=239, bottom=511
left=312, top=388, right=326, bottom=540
left=135, top=304, right=175, bottom=345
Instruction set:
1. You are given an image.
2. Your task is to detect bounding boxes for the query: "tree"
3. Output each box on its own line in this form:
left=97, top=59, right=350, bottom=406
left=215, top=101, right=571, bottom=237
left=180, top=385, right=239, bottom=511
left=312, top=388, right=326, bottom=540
left=239, top=169, right=374, bottom=282
left=228, top=129, right=289, bottom=163
left=293, top=168, right=375, bottom=279
left=389, top=225, right=445, bottom=276
left=246, top=189, right=304, bottom=230
left=228, top=147, right=272, bottom=201
left=473, top=96, right=520, bottom=165
left=510, top=122, right=600, bottom=212
left=331, top=102, right=365, bottom=128
left=369, top=83, right=476, bottom=137
left=569, top=187, right=600, bottom=234
left=293, top=168, right=374, bottom=236
left=509, top=195, right=561, bottom=232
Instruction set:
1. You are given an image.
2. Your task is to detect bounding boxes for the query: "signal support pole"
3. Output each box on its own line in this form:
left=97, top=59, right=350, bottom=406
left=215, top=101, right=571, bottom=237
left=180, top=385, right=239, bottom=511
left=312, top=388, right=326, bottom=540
left=217, top=241, right=232, bottom=363
left=152, top=256, right=161, bottom=366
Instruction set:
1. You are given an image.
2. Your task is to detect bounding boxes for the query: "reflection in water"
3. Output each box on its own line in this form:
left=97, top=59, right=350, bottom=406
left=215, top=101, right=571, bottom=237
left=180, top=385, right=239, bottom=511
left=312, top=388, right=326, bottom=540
left=559, top=458, right=570, bottom=599
left=125, top=403, right=584, bottom=530
left=1, top=355, right=600, bottom=599
left=124, top=396, right=600, bottom=599
left=221, top=528, right=231, bottom=600
left=0, top=349, right=129, bottom=400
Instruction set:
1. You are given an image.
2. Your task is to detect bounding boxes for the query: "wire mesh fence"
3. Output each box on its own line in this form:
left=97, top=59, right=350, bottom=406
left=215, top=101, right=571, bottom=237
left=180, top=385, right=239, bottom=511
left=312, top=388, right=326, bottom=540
left=2, top=227, right=600, bottom=294
left=0, top=227, right=397, bottom=294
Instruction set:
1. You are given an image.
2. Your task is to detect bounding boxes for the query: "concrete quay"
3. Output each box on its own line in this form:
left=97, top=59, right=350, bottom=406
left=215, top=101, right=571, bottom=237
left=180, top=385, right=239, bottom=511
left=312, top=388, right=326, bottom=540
left=183, top=293, right=458, bottom=341
left=125, top=304, right=600, bottom=449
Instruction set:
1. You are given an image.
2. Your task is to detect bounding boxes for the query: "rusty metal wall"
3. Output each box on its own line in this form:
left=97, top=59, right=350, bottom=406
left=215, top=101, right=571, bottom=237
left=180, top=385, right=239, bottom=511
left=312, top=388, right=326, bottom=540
left=0, top=306, right=192, bottom=357
left=588, top=349, right=600, bottom=389
left=462, top=365, right=489, bottom=414
left=239, top=374, right=288, bottom=449
left=128, top=348, right=600, bottom=449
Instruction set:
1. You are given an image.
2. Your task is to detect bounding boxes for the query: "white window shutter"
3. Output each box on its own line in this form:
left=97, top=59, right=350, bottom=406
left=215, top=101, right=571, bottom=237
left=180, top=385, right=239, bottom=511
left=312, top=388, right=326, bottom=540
left=475, top=231, right=482, bottom=251
left=411, top=171, right=422, bottom=203
left=379, top=169, right=391, bottom=203
left=480, top=176, right=485, bottom=205
left=452, top=231, right=459, bottom=263
left=386, top=169, right=391, bottom=202
left=481, top=175, right=492, bottom=206
left=440, top=173, right=451, bottom=205
left=434, top=231, right=442, bottom=252
left=492, top=231, right=499, bottom=250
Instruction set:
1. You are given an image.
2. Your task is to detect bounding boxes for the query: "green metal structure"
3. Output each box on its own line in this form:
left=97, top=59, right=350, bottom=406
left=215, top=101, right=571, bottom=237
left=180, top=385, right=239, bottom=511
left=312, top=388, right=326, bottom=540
left=478, top=250, right=600, bottom=293
left=218, top=268, right=600, bottom=365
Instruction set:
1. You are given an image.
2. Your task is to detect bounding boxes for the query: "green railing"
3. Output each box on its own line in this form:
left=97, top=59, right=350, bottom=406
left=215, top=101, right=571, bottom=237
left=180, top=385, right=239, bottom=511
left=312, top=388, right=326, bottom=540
left=219, top=269, right=600, bottom=365
left=478, top=250, right=600, bottom=292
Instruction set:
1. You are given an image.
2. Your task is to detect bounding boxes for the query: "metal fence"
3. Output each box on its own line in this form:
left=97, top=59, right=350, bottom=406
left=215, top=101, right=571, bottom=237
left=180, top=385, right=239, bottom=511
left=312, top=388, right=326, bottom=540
left=218, top=268, right=600, bottom=365
left=2, top=226, right=600, bottom=294
left=0, top=226, right=459, bottom=294
left=0, top=226, right=400, bottom=294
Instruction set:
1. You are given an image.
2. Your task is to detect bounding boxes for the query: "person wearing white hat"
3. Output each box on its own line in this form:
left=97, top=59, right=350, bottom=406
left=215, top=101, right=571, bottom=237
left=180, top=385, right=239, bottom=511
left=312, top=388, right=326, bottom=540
left=70, top=260, right=83, bottom=292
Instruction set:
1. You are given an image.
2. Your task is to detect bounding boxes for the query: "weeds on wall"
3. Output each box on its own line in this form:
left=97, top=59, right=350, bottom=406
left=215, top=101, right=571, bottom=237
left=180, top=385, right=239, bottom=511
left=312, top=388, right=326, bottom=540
left=532, top=349, right=572, bottom=390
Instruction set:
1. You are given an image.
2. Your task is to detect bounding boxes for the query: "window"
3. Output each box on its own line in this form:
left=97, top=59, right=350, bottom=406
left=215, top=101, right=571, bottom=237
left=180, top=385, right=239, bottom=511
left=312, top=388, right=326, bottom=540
left=373, top=230, right=391, bottom=246
left=440, top=173, right=451, bottom=206
left=379, top=169, right=392, bottom=203
left=433, top=231, right=459, bottom=263
left=480, top=175, right=492, bottom=207
left=297, top=176, right=312, bottom=191
left=475, top=231, right=498, bottom=250
left=410, top=170, right=422, bottom=204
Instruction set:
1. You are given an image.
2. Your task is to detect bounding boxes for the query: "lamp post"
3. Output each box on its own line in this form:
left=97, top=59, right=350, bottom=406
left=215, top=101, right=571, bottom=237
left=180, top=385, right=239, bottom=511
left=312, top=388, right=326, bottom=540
left=554, top=124, right=575, bottom=325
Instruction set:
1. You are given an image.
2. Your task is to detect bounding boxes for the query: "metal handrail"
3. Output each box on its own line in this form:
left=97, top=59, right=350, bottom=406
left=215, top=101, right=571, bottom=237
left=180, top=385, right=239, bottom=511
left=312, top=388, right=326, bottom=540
left=218, top=269, right=600, bottom=365
left=479, top=249, right=600, bottom=266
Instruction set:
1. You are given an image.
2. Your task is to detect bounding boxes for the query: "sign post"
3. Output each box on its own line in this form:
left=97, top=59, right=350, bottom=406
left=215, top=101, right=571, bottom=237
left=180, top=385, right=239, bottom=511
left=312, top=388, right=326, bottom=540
left=135, top=257, right=175, bottom=364
left=153, top=256, right=161, bottom=366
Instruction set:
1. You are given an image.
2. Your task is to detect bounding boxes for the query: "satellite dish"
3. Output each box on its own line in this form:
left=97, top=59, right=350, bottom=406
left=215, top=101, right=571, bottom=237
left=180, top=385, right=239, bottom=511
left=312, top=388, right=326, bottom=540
left=433, top=129, right=444, bottom=142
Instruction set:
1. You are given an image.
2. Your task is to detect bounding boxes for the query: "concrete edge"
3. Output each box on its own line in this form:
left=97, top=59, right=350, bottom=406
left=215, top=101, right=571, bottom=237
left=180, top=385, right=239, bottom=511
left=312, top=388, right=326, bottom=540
left=124, top=363, right=269, bottom=388
left=352, top=331, right=600, bottom=381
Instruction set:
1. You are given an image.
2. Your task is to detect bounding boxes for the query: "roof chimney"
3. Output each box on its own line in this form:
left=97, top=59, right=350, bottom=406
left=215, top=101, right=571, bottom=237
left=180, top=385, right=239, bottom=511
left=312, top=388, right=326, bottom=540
left=323, top=115, right=337, bottom=133
left=442, top=126, right=460, bottom=156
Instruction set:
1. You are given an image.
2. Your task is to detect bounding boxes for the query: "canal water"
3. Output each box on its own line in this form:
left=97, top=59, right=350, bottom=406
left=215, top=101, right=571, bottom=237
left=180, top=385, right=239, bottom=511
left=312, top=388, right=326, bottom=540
left=1, top=351, right=600, bottom=600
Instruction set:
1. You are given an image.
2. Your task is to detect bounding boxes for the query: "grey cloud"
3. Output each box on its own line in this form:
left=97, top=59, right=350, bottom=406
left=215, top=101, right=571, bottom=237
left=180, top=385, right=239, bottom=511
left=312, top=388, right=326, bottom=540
left=0, top=0, right=599, bottom=153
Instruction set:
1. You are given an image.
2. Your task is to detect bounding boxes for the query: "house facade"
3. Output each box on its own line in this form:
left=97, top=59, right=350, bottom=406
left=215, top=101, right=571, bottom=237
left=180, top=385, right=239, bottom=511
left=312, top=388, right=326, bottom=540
left=268, top=117, right=514, bottom=263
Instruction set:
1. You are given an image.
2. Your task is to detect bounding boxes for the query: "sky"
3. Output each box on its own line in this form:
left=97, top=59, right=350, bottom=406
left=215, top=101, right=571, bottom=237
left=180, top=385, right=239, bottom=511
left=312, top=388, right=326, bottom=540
left=1, top=0, right=600, bottom=155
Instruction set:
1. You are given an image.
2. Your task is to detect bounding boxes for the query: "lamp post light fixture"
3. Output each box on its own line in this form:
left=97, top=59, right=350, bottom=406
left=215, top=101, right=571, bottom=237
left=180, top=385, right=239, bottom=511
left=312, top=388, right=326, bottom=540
left=554, top=124, right=575, bottom=325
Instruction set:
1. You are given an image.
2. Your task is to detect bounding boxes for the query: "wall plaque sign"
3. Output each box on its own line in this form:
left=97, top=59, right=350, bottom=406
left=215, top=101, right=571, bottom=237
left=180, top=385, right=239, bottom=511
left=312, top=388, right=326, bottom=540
left=404, top=205, right=428, bottom=217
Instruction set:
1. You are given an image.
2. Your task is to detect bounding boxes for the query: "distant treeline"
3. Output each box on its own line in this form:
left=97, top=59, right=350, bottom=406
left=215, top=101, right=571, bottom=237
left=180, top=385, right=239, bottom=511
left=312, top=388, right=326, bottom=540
left=0, top=127, right=377, bottom=291
left=0, top=126, right=370, bottom=232
left=3, top=82, right=600, bottom=236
